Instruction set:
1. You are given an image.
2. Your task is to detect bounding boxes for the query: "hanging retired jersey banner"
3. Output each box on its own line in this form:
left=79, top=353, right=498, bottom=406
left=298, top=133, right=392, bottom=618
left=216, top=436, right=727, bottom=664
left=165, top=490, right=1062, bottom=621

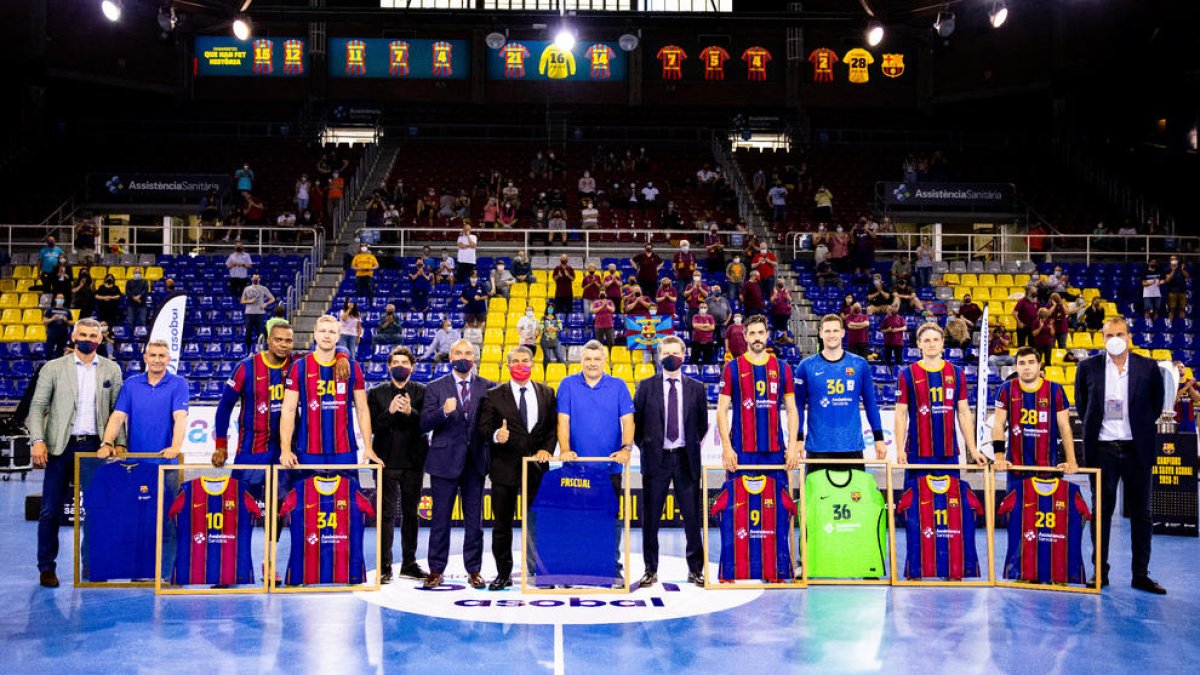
left=1152, top=433, right=1198, bottom=536
left=328, top=38, right=469, bottom=79
left=194, top=37, right=307, bottom=77
left=487, top=40, right=627, bottom=82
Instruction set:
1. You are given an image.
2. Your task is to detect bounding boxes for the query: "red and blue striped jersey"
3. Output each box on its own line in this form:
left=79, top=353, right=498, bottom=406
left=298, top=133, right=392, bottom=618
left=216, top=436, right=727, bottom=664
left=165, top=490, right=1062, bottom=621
left=285, top=354, right=364, bottom=456
left=998, top=477, right=1092, bottom=585
left=218, top=353, right=292, bottom=457
left=710, top=475, right=796, bottom=582
left=432, top=41, right=454, bottom=76
left=584, top=44, right=615, bottom=79
left=1176, top=381, right=1198, bottom=433
left=897, top=360, right=968, bottom=461
left=280, top=476, right=375, bottom=585
left=500, top=43, right=530, bottom=78
left=346, top=40, right=367, bottom=75
left=252, top=39, right=274, bottom=75
left=995, top=379, right=1067, bottom=468
left=719, top=355, right=795, bottom=459
left=897, top=475, right=983, bottom=580
left=168, top=477, right=262, bottom=586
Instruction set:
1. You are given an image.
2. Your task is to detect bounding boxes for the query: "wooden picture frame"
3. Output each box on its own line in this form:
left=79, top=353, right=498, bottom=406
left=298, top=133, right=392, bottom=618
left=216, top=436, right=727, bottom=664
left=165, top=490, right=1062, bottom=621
left=154, top=465, right=270, bottom=595
left=268, top=464, right=383, bottom=594
left=702, top=464, right=805, bottom=590
left=992, top=465, right=1103, bottom=595
left=888, top=463, right=995, bottom=588
left=520, top=457, right=632, bottom=595
left=73, top=452, right=181, bottom=589
left=800, top=458, right=895, bottom=586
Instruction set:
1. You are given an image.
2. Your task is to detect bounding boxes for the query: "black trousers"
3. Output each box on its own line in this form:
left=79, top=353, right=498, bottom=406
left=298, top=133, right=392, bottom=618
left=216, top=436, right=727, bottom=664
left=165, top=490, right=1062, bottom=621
left=490, top=473, right=543, bottom=579
left=1090, top=440, right=1154, bottom=578
left=642, top=450, right=703, bottom=575
left=882, top=345, right=903, bottom=366
left=380, top=468, right=424, bottom=573
left=1016, top=327, right=1032, bottom=347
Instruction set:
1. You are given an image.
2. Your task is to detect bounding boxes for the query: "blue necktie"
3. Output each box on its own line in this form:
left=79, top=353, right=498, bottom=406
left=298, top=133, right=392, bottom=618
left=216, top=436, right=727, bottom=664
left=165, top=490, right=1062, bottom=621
left=459, top=380, right=471, bottom=415
left=667, top=378, right=680, bottom=443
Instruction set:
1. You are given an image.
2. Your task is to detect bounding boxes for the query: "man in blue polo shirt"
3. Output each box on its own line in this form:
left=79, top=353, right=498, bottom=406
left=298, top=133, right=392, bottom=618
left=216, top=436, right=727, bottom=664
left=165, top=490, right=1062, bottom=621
left=99, top=339, right=190, bottom=459
left=556, top=340, right=635, bottom=470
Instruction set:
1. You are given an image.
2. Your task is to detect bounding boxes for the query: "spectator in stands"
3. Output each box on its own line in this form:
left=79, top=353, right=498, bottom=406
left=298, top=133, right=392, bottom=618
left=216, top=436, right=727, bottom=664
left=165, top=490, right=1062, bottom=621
left=881, top=305, right=907, bottom=366
left=339, top=301, right=363, bottom=356
left=375, top=304, right=401, bottom=344
left=1048, top=264, right=1069, bottom=294
left=945, top=312, right=972, bottom=351
left=828, top=225, right=850, bottom=272
left=603, top=264, right=623, bottom=306
left=914, top=237, right=934, bottom=289
left=437, top=249, right=456, bottom=285
left=1031, top=307, right=1055, bottom=366
left=661, top=202, right=682, bottom=230
left=893, top=276, right=924, bottom=314
left=1142, top=259, right=1164, bottom=320
left=815, top=258, right=842, bottom=289
left=74, top=219, right=99, bottom=252
left=490, top=261, right=515, bottom=301
left=673, top=241, right=697, bottom=287
left=633, top=244, right=664, bottom=295
left=625, top=286, right=653, bottom=317
left=408, top=260, right=433, bottom=311
left=48, top=262, right=73, bottom=305
left=656, top=278, right=678, bottom=319
left=705, top=286, right=730, bottom=344
left=291, top=173, right=311, bottom=215
left=591, top=296, right=616, bottom=349
left=453, top=191, right=470, bottom=220
left=164, top=277, right=180, bottom=294
left=742, top=271, right=765, bottom=316
left=1091, top=221, right=1111, bottom=252
left=546, top=152, right=565, bottom=180
left=1047, top=293, right=1072, bottom=348
left=722, top=252, right=745, bottom=302
left=501, top=180, right=520, bottom=209
left=768, top=182, right=788, bottom=224
left=867, top=276, right=894, bottom=315
left=417, top=188, right=437, bottom=223
left=690, top=301, right=717, bottom=364
left=351, top=243, right=379, bottom=298
left=198, top=188, right=222, bottom=240
left=839, top=293, right=857, bottom=318
left=696, top=164, right=717, bottom=187
left=552, top=255, right=575, bottom=316
left=109, top=237, right=127, bottom=256
left=725, top=314, right=747, bottom=359
left=539, top=308, right=566, bottom=365
left=125, top=267, right=150, bottom=329
left=226, top=240, right=253, bottom=298
left=582, top=264, right=603, bottom=311
left=511, top=250, right=533, bottom=286
left=1117, top=219, right=1138, bottom=254
left=462, top=272, right=489, bottom=328
left=43, top=293, right=73, bottom=359
left=276, top=209, right=297, bottom=243
left=71, top=269, right=94, bottom=319
left=500, top=200, right=518, bottom=228
left=814, top=185, right=833, bottom=223
left=96, top=320, right=116, bottom=359
left=299, top=207, right=319, bottom=233
left=456, top=223, right=478, bottom=283
left=437, top=189, right=456, bottom=220
left=1082, top=296, right=1106, bottom=332
left=578, top=170, right=596, bottom=200
left=547, top=209, right=567, bottom=244
left=234, top=162, right=254, bottom=195
left=769, top=280, right=793, bottom=342
left=850, top=220, right=878, bottom=277
left=424, top=320, right=459, bottom=362
left=703, top=225, right=725, bottom=275
left=683, top=272, right=708, bottom=324
left=530, top=151, right=548, bottom=180
left=486, top=169, right=503, bottom=199
left=321, top=170, right=343, bottom=220
left=845, top=304, right=870, bottom=358
left=1014, top=286, right=1040, bottom=347
left=94, top=275, right=122, bottom=327
left=1164, top=256, right=1190, bottom=320
left=367, top=194, right=386, bottom=231
left=640, top=182, right=660, bottom=210
left=532, top=192, right=549, bottom=228
left=625, top=182, right=641, bottom=211
left=240, top=273, right=274, bottom=351
left=988, top=324, right=1014, bottom=367
left=891, top=255, right=912, bottom=285
left=242, top=192, right=265, bottom=229
left=481, top=197, right=499, bottom=229
left=515, top=307, right=539, bottom=357
left=38, top=236, right=64, bottom=292
left=752, top=168, right=766, bottom=195
left=877, top=216, right=897, bottom=250
left=752, top=243, right=778, bottom=301
left=959, top=293, right=983, bottom=328
left=581, top=198, right=599, bottom=230
left=813, top=225, right=831, bottom=264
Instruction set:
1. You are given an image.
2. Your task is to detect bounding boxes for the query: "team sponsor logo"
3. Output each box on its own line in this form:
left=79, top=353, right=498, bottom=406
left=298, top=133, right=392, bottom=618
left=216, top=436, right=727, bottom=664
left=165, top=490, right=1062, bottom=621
left=735, top=527, right=749, bottom=540
left=764, top=498, right=774, bottom=508
left=881, top=53, right=905, bottom=78
left=743, top=399, right=755, bottom=410
left=922, top=526, right=934, bottom=538
left=306, top=533, right=319, bottom=545
left=820, top=397, right=831, bottom=408
left=769, top=381, right=778, bottom=395
left=194, top=533, right=206, bottom=544
left=918, top=405, right=931, bottom=416
left=949, top=498, right=959, bottom=507
left=140, top=485, right=150, bottom=494
left=1024, top=530, right=1037, bottom=541
left=845, top=367, right=855, bottom=377
left=257, top=402, right=269, bottom=414
left=309, top=400, right=321, bottom=411
left=1039, top=411, right=1048, bottom=423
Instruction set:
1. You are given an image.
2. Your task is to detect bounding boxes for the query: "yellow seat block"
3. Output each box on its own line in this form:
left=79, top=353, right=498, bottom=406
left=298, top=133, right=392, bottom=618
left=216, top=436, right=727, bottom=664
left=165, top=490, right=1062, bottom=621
left=959, top=273, right=978, bottom=287
left=24, top=324, right=46, bottom=342
left=530, top=363, right=546, bottom=382
left=489, top=297, right=507, bottom=313
left=111, top=267, right=128, bottom=280
left=996, top=274, right=1014, bottom=287
left=2, top=325, right=24, bottom=341
left=510, top=284, right=528, bottom=298
left=977, top=274, right=996, bottom=287
left=610, top=346, right=631, bottom=364
left=0, top=309, right=21, bottom=324
left=1014, top=274, right=1031, bottom=287
left=1045, top=366, right=1066, bottom=383
left=1064, top=365, right=1077, bottom=384
left=508, top=298, right=527, bottom=312
left=18, top=293, right=40, bottom=309
left=0, top=280, right=14, bottom=293
left=16, top=279, right=35, bottom=292
left=480, top=344, right=504, bottom=363
left=21, top=309, right=42, bottom=324
left=484, top=327, right=505, bottom=344
left=568, top=363, right=582, bottom=376
left=1063, top=385, right=1075, bottom=406
left=942, top=273, right=960, bottom=285
left=612, top=363, right=634, bottom=381
left=1051, top=349, right=1066, bottom=364
left=0, top=294, right=16, bottom=309
left=1152, top=349, right=1173, bottom=361
left=634, top=363, right=656, bottom=380
left=528, top=285, right=547, bottom=299
left=545, top=363, right=566, bottom=381
left=532, top=270, right=550, bottom=284
left=12, top=266, right=35, bottom=280
left=478, top=364, right=501, bottom=382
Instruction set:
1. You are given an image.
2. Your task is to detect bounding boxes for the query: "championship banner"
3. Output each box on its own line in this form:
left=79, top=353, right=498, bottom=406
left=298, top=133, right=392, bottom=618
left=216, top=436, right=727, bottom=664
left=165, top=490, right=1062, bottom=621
left=86, top=173, right=229, bottom=204
left=625, top=315, right=673, bottom=351
left=148, top=292, right=188, bottom=375
left=1152, top=433, right=1199, bottom=536
left=328, top=38, right=469, bottom=79
left=881, top=182, right=1015, bottom=210
left=977, top=307, right=991, bottom=452
left=487, top=40, right=627, bottom=82
left=194, top=36, right=307, bottom=77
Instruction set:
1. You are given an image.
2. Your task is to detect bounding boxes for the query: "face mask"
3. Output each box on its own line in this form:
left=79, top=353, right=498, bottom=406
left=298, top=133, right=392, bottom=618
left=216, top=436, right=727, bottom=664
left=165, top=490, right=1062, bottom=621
left=649, top=310, right=658, bottom=316
left=470, top=277, right=478, bottom=283
left=836, top=227, right=844, bottom=233
left=734, top=317, right=743, bottom=324
left=452, top=358, right=474, bottom=374
left=526, top=310, right=534, bottom=317
left=133, top=273, right=142, bottom=279
left=547, top=308, right=554, bottom=315
left=711, top=289, right=720, bottom=295
left=390, top=365, right=412, bottom=382
left=760, top=247, right=768, bottom=253
left=361, top=247, right=368, bottom=253
left=1105, top=336, right=1128, bottom=356
left=681, top=246, right=689, bottom=252
left=699, top=308, right=708, bottom=314
left=105, top=278, right=114, bottom=284
left=55, top=298, right=64, bottom=307
left=733, top=258, right=741, bottom=264
left=509, top=363, right=532, bottom=382
left=661, top=355, right=683, bottom=372
left=693, top=276, right=702, bottom=282
left=75, top=340, right=98, bottom=355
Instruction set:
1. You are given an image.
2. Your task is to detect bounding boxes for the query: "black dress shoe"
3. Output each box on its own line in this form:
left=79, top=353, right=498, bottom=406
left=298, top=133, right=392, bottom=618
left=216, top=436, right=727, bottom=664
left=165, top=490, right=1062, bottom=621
left=39, top=571, right=59, bottom=588
left=637, top=572, right=657, bottom=588
left=1087, top=576, right=1110, bottom=588
left=467, top=572, right=487, bottom=589
left=1132, top=576, right=1167, bottom=595
left=399, top=563, right=428, bottom=579
left=379, top=572, right=393, bottom=585
left=488, top=576, right=512, bottom=591
left=687, top=571, right=705, bottom=587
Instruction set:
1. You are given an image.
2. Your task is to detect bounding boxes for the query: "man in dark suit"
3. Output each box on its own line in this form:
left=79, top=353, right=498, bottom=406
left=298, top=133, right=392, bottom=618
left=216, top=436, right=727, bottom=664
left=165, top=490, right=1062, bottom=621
left=477, top=346, right=558, bottom=590
left=633, top=335, right=710, bottom=587
left=367, top=346, right=428, bottom=584
left=1075, top=316, right=1167, bottom=594
left=419, top=339, right=494, bottom=589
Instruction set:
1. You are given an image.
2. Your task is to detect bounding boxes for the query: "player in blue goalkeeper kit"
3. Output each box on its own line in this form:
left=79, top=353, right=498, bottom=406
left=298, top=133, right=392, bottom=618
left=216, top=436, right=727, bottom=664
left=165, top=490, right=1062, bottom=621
left=793, top=314, right=887, bottom=462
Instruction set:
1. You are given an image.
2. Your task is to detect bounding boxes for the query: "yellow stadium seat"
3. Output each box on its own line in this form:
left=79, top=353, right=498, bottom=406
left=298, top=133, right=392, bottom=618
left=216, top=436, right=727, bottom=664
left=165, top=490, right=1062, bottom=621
left=71, top=309, right=80, bottom=321
left=959, top=273, right=978, bottom=287
left=16, top=279, right=35, bottom=292
left=483, top=328, right=505, bottom=345
left=21, top=309, right=42, bottom=324
left=508, top=298, right=527, bottom=312
left=1063, top=385, right=1075, bottom=406
left=986, top=301, right=1004, bottom=316
left=610, top=345, right=631, bottom=364
left=1102, top=303, right=1118, bottom=317
left=634, top=363, right=656, bottom=380
left=942, top=273, right=960, bottom=285
left=1051, top=349, right=1066, bottom=364
left=89, top=265, right=107, bottom=279
left=528, top=285, right=547, bottom=299
left=977, top=274, right=996, bottom=287
left=0, top=293, right=16, bottom=309
left=0, top=279, right=14, bottom=293
left=545, top=363, right=566, bottom=381
left=627, top=382, right=637, bottom=398
left=612, top=363, right=634, bottom=381
left=1002, top=301, right=1017, bottom=315
left=568, top=363, right=583, bottom=376
left=489, top=297, right=507, bottom=313
left=2, top=325, right=23, bottom=341
left=532, top=270, right=549, bottom=284
left=1045, top=366, right=1066, bottom=383
left=510, top=284, right=528, bottom=298
left=1132, top=348, right=1150, bottom=358
left=145, top=266, right=164, bottom=281
left=480, top=344, right=503, bottom=363
left=953, top=286, right=971, bottom=300
left=1068, top=333, right=1088, bottom=349
left=530, top=363, right=546, bottom=382
left=973, top=287, right=992, bottom=301
left=505, top=313, right=523, bottom=329
left=1064, top=365, right=1078, bottom=384
left=527, top=297, right=547, bottom=312
left=478, top=364, right=500, bottom=382
left=1152, top=349, right=1173, bottom=361
left=0, top=309, right=20, bottom=324
left=998, top=315, right=1016, bottom=330
left=996, top=274, right=1014, bottom=287
left=1014, top=274, right=1031, bottom=287
left=12, top=266, right=34, bottom=280
left=24, top=324, right=46, bottom=342
left=110, top=267, right=128, bottom=280
left=1081, top=288, right=1101, bottom=302
left=18, top=293, right=40, bottom=308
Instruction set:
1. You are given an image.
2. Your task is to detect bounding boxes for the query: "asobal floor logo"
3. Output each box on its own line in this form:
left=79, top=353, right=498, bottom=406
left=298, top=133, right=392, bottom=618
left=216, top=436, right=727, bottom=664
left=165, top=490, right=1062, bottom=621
left=356, top=554, right=762, bottom=625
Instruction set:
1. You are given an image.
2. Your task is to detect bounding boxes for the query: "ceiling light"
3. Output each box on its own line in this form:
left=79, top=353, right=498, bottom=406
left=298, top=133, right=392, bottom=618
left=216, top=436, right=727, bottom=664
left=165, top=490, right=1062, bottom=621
left=232, top=15, right=252, bottom=41
left=989, top=2, right=1009, bottom=29
left=866, top=22, right=884, bottom=47
left=101, top=0, right=122, bottom=22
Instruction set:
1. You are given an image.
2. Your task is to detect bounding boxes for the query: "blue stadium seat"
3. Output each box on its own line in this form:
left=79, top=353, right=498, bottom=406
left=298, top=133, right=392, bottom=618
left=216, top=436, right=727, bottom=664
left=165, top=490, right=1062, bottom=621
left=228, top=344, right=248, bottom=359
left=706, top=384, right=720, bottom=404
left=11, top=360, right=34, bottom=378
left=364, top=362, right=388, bottom=380
left=188, top=379, right=203, bottom=398
left=215, top=361, right=235, bottom=379
left=412, top=363, right=434, bottom=383
left=701, top=365, right=721, bottom=383
left=202, top=380, right=224, bottom=400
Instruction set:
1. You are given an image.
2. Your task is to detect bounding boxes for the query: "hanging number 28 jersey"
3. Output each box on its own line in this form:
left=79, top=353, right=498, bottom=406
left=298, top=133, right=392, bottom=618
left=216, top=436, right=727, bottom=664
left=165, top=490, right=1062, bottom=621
left=998, top=477, right=1092, bottom=585
left=804, top=469, right=887, bottom=578
left=169, top=477, right=263, bottom=586
left=710, top=475, right=796, bottom=582
left=280, top=476, right=376, bottom=585
left=897, top=475, right=984, bottom=580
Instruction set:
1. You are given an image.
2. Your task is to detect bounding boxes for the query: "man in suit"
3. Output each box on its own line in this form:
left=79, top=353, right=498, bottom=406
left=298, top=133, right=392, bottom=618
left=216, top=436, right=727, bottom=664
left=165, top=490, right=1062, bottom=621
left=419, top=339, right=494, bottom=589
left=26, top=318, right=125, bottom=588
left=1075, top=316, right=1167, bottom=594
left=476, top=346, right=557, bottom=590
left=367, top=346, right=428, bottom=584
left=633, top=335, right=709, bottom=587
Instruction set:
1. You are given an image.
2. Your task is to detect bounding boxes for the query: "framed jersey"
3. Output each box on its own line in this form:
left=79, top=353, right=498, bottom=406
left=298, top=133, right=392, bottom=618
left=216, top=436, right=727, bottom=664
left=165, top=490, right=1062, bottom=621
left=268, top=465, right=382, bottom=594
left=702, top=464, right=804, bottom=590
left=799, top=459, right=894, bottom=585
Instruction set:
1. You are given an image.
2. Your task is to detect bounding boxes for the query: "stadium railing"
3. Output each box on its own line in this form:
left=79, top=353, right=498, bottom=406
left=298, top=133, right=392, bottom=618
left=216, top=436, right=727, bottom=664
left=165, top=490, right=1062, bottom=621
left=354, top=226, right=722, bottom=260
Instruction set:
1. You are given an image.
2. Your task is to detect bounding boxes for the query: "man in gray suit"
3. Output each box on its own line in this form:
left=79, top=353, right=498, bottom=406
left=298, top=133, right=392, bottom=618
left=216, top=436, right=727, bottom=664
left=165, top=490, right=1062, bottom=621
left=26, top=318, right=125, bottom=588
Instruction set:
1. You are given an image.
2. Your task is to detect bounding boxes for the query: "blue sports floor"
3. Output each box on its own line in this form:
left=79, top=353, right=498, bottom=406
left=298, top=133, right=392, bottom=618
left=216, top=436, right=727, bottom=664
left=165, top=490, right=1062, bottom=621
left=2, top=472, right=1198, bottom=674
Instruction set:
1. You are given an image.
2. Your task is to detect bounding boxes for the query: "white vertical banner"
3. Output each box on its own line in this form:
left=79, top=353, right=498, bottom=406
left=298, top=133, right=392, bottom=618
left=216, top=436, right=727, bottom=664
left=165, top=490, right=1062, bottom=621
left=148, top=291, right=188, bottom=374
left=976, top=306, right=991, bottom=453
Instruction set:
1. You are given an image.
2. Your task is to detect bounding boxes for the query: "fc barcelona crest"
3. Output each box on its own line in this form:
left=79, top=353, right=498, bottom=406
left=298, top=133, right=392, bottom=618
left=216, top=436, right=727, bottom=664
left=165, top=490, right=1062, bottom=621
left=336, top=499, right=348, bottom=511
left=881, top=53, right=905, bottom=78
left=418, top=495, right=433, bottom=520
left=1054, top=500, right=1067, bottom=511
left=850, top=491, right=862, bottom=502
left=949, top=498, right=959, bottom=507
left=845, top=367, right=855, bottom=377
left=224, top=499, right=236, bottom=511
left=764, top=498, right=774, bottom=507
